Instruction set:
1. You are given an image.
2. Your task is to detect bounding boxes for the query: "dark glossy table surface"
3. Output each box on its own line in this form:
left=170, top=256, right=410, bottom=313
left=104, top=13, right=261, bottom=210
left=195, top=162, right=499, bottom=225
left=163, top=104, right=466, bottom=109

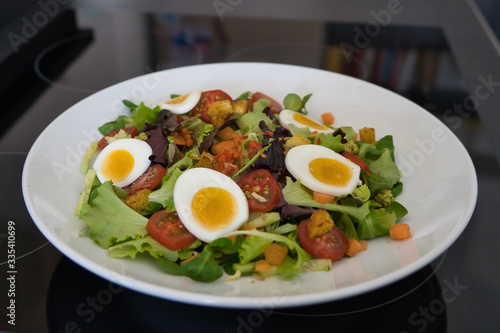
left=1, top=1, right=500, bottom=332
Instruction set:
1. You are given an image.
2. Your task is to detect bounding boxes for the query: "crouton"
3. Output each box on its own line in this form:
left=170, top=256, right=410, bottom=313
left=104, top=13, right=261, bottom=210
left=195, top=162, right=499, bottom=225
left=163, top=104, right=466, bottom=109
left=284, top=134, right=311, bottom=153
left=307, top=209, right=334, bottom=238
left=217, top=126, right=237, bottom=141
left=193, top=151, right=216, bottom=169
left=359, top=127, right=375, bottom=144
left=124, top=189, right=152, bottom=213
left=207, top=100, right=233, bottom=128
left=231, top=99, right=253, bottom=116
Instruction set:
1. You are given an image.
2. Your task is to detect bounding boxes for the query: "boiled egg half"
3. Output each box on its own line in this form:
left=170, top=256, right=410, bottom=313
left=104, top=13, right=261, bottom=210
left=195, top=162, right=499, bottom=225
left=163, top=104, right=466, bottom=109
left=93, top=138, right=152, bottom=187
left=279, top=109, right=334, bottom=134
left=160, top=90, right=201, bottom=114
left=173, top=167, right=249, bottom=243
left=285, top=144, right=361, bottom=197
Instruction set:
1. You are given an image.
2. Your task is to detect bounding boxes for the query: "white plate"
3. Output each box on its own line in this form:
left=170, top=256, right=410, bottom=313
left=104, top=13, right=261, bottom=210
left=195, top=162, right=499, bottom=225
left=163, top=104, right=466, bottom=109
left=22, top=62, right=477, bottom=309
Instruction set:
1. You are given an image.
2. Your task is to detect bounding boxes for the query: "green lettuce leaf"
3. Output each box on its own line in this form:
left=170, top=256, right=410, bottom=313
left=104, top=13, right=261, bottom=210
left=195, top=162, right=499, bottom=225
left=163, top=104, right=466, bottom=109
left=253, top=98, right=270, bottom=113
left=335, top=213, right=358, bottom=240
left=340, top=126, right=357, bottom=141
left=79, top=181, right=148, bottom=249
left=352, top=184, right=371, bottom=203
left=224, top=229, right=313, bottom=278
left=148, top=167, right=184, bottom=210
left=357, top=208, right=396, bottom=240
left=209, top=236, right=244, bottom=255
left=238, top=235, right=273, bottom=264
left=180, top=247, right=223, bottom=282
left=184, top=115, right=214, bottom=147
left=98, top=115, right=133, bottom=135
left=366, top=148, right=402, bottom=194
left=281, top=178, right=370, bottom=223
left=236, top=102, right=276, bottom=132
left=155, top=257, right=183, bottom=276
left=385, top=201, right=408, bottom=220
left=315, top=132, right=345, bottom=152
left=130, top=102, right=161, bottom=130
left=108, top=235, right=179, bottom=261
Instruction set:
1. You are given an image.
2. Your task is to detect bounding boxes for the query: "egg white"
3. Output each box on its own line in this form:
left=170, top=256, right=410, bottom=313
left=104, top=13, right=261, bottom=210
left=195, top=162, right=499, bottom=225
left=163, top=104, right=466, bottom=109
left=278, top=109, right=334, bottom=134
left=285, top=144, right=361, bottom=196
left=160, top=90, right=201, bottom=114
left=93, top=138, right=152, bottom=188
left=173, top=168, right=249, bottom=243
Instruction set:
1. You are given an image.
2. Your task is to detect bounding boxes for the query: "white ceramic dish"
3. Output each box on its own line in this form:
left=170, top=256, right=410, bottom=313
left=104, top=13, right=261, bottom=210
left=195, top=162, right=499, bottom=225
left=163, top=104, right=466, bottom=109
left=22, top=63, right=477, bottom=309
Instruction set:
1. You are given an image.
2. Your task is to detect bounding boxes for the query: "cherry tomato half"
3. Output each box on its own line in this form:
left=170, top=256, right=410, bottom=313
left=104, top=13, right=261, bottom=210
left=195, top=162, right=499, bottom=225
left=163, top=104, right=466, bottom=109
left=251, top=92, right=282, bottom=114
left=190, top=89, right=233, bottom=123
left=146, top=209, right=197, bottom=251
left=298, top=218, right=348, bottom=261
left=98, top=126, right=139, bottom=149
left=237, top=169, right=281, bottom=212
left=123, top=164, right=167, bottom=195
left=341, top=151, right=373, bottom=174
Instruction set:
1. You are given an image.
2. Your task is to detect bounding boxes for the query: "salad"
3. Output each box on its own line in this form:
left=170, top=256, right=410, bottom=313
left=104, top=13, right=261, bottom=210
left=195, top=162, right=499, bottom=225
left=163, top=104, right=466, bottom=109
left=76, top=89, right=409, bottom=283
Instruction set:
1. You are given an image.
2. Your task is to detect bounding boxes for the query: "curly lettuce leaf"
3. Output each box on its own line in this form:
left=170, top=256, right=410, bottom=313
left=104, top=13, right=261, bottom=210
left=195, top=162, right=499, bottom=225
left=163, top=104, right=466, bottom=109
left=236, top=101, right=276, bottom=133
left=287, top=123, right=311, bottom=137
left=108, top=235, right=179, bottom=261
left=224, top=229, right=313, bottom=278
left=148, top=167, right=184, bottom=210
left=314, top=132, right=345, bottom=152
left=184, top=115, right=214, bottom=147
left=238, top=235, right=273, bottom=264
left=131, top=102, right=162, bottom=130
left=282, top=178, right=370, bottom=223
left=79, top=181, right=148, bottom=249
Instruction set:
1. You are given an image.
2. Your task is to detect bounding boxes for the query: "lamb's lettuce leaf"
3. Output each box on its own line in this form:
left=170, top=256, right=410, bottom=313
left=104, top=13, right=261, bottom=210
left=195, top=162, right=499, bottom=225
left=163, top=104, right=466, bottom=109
left=366, top=148, right=402, bottom=194
left=180, top=247, right=223, bottom=282
left=357, top=208, right=396, bottom=240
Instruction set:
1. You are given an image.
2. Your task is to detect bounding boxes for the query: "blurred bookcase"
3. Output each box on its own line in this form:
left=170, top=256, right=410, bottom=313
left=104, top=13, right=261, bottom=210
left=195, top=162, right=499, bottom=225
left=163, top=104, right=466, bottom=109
left=323, top=23, right=468, bottom=114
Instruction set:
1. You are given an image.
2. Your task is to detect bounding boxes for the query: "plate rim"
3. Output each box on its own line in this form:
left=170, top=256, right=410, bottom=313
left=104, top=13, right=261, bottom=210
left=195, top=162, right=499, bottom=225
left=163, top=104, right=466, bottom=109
left=21, top=61, right=478, bottom=308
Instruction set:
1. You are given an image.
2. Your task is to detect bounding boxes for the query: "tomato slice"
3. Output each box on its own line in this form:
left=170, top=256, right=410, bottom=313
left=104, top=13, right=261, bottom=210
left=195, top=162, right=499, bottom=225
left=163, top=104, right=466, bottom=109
left=123, top=164, right=167, bottom=194
left=251, top=92, right=282, bottom=114
left=98, top=126, right=139, bottom=149
left=190, top=89, right=233, bottom=123
left=237, top=169, right=281, bottom=212
left=146, top=209, right=197, bottom=251
left=341, top=151, right=373, bottom=174
left=298, top=218, right=348, bottom=261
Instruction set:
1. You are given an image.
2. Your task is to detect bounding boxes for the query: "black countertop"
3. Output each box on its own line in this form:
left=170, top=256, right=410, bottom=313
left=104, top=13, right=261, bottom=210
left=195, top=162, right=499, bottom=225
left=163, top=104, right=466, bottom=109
left=1, top=2, right=500, bottom=332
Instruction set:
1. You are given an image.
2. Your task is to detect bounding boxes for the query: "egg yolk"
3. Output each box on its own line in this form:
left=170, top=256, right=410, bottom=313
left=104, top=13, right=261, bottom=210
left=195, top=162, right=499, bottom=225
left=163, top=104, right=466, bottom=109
left=292, top=113, right=329, bottom=131
left=165, top=94, right=188, bottom=105
left=309, top=158, right=353, bottom=187
left=100, top=149, right=135, bottom=182
left=191, top=187, right=237, bottom=231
